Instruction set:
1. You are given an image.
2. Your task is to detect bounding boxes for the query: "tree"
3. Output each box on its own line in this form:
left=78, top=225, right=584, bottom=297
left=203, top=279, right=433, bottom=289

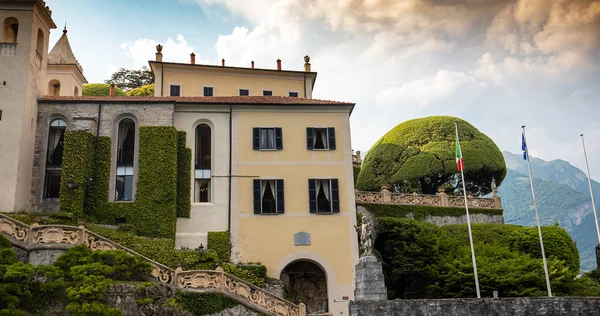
left=356, top=116, right=506, bottom=195
left=82, top=84, right=127, bottom=96
left=126, top=84, right=154, bottom=97
left=105, top=66, right=154, bottom=91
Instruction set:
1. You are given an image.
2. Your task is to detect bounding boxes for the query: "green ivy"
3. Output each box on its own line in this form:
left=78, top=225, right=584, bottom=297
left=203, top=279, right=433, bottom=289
left=359, top=203, right=503, bottom=220
left=59, top=131, right=96, bottom=217
left=176, top=292, right=239, bottom=315
left=222, top=262, right=267, bottom=287
left=86, top=136, right=111, bottom=220
left=176, top=131, right=191, bottom=218
left=207, top=231, right=230, bottom=262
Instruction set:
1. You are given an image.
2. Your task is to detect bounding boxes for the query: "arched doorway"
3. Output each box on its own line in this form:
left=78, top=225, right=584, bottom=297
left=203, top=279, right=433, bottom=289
left=280, top=260, right=328, bottom=314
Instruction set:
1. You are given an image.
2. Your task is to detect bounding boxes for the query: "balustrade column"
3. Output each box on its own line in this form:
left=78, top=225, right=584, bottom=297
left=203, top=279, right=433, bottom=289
left=77, top=225, right=87, bottom=245
left=298, top=302, right=306, bottom=316
left=438, top=189, right=448, bottom=206
left=381, top=187, right=391, bottom=203
left=493, top=192, right=502, bottom=209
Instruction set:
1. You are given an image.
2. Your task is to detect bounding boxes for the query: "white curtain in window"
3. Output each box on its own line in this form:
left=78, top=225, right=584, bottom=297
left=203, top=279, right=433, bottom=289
left=260, top=129, right=268, bottom=149
left=313, top=130, right=318, bottom=147
left=261, top=180, right=267, bottom=199
left=267, top=129, right=275, bottom=149
left=315, top=179, right=322, bottom=197
left=47, top=128, right=62, bottom=163
left=118, top=121, right=130, bottom=150
left=321, top=180, right=330, bottom=201
left=269, top=180, right=276, bottom=200
left=320, top=129, right=327, bottom=148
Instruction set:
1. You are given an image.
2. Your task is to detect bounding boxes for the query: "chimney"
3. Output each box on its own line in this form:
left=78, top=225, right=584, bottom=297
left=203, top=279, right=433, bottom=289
left=304, top=55, right=311, bottom=72
left=356, top=150, right=361, bottom=163
left=251, top=61, right=255, bottom=69
left=109, top=83, right=115, bottom=97
left=155, top=44, right=163, bottom=62
left=190, top=52, right=195, bottom=64
left=222, top=58, right=225, bottom=67
left=276, top=59, right=282, bottom=70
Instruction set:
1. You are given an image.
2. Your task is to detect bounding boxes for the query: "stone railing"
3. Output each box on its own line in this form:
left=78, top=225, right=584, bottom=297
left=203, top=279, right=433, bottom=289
left=0, top=42, right=17, bottom=56
left=355, top=188, right=502, bottom=209
left=176, top=268, right=305, bottom=316
left=0, top=213, right=304, bottom=316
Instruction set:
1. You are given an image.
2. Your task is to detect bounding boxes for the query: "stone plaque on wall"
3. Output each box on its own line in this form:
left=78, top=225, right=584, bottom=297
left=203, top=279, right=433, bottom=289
left=294, top=232, right=311, bottom=246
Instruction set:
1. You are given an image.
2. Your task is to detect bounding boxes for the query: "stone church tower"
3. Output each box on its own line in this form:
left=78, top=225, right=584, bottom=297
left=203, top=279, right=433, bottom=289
left=0, top=0, right=56, bottom=212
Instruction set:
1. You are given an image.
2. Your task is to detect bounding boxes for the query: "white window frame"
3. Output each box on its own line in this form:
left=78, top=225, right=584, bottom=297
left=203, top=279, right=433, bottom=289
left=257, top=127, right=277, bottom=151
left=259, top=179, right=279, bottom=214
left=288, top=91, right=299, bottom=97
left=203, top=85, right=215, bottom=97
left=312, top=127, right=330, bottom=150
left=262, top=89, right=273, bottom=96
left=239, top=88, right=250, bottom=96
left=169, top=83, right=182, bottom=97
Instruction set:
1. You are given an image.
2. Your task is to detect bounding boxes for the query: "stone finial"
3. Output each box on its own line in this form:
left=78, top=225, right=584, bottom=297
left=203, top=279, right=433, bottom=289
left=155, top=44, right=163, bottom=62
left=215, top=266, right=224, bottom=273
left=304, top=55, right=311, bottom=72
left=156, top=44, right=163, bottom=53
left=63, top=22, right=67, bottom=34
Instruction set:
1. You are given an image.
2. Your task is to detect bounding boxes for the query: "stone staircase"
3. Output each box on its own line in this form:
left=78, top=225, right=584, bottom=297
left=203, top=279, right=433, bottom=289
left=0, top=213, right=306, bottom=316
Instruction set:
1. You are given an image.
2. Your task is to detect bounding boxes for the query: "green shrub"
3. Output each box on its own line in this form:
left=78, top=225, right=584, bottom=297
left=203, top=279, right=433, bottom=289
left=126, top=84, right=154, bottom=97
left=222, top=262, right=267, bottom=287
left=360, top=203, right=503, bottom=220
left=176, top=292, right=238, bottom=315
left=207, top=231, right=230, bottom=262
left=356, top=116, right=506, bottom=195
left=82, top=84, right=126, bottom=96
left=59, top=131, right=96, bottom=217
left=0, top=262, right=64, bottom=313
left=176, top=131, right=191, bottom=218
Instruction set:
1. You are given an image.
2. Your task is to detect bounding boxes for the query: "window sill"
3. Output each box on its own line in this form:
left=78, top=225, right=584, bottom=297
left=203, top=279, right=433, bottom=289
left=314, top=211, right=335, bottom=215
left=257, top=212, right=280, bottom=215
left=112, top=200, right=135, bottom=203
left=192, top=202, right=214, bottom=206
left=258, top=148, right=279, bottom=151
left=310, top=149, right=333, bottom=151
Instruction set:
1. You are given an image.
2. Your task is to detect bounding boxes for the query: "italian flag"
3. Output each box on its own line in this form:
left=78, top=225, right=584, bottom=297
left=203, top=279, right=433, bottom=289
left=455, top=134, right=464, bottom=171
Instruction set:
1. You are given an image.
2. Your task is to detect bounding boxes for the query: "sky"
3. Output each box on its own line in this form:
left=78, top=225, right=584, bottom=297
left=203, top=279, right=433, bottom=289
left=46, top=0, right=600, bottom=181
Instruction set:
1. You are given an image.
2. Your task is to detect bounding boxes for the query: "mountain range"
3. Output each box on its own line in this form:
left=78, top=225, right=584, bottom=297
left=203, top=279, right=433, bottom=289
left=498, top=151, right=600, bottom=271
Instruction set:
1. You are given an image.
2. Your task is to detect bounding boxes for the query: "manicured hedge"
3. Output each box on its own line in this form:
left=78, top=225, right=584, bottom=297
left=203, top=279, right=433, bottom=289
left=82, top=83, right=126, bottom=96
left=176, top=131, right=191, bottom=218
left=126, top=84, right=154, bottom=97
left=176, top=292, right=239, bottom=315
left=222, top=262, right=267, bottom=287
left=359, top=203, right=503, bottom=220
left=207, top=231, right=230, bottom=262
left=59, top=131, right=96, bottom=217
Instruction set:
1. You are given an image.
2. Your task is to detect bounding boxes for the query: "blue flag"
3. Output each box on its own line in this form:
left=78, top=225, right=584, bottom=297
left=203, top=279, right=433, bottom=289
left=522, top=133, right=527, bottom=160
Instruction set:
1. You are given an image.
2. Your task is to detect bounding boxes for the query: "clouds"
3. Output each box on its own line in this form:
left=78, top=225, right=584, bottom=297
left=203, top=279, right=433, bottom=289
left=120, top=34, right=207, bottom=69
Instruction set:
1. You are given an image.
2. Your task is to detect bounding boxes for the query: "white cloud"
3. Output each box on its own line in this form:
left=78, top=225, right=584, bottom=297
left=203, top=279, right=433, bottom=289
left=120, top=34, right=208, bottom=69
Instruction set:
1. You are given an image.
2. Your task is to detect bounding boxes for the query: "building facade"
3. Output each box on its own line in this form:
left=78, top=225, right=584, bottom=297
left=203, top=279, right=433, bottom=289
left=1, top=2, right=359, bottom=314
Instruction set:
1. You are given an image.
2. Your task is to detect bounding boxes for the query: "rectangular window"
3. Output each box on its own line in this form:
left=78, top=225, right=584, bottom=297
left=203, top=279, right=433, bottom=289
left=170, top=85, right=180, bottom=97
left=263, top=90, right=273, bottom=96
left=115, top=166, right=134, bottom=201
left=306, top=127, right=336, bottom=150
left=252, top=127, right=282, bottom=150
left=239, top=89, right=249, bottom=96
left=253, top=179, right=284, bottom=214
left=43, top=169, right=62, bottom=201
left=308, top=179, right=339, bottom=213
left=203, top=86, right=214, bottom=96
left=194, top=178, right=211, bottom=203
left=288, top=92, right=299, bottom=97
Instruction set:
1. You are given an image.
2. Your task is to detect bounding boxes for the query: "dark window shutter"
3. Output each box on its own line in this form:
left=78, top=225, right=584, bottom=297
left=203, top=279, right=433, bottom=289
left=331, top=179, right=340, bottom=213
left=252, top=128, right=260, bottom=150
left=308, top=179, right=317, bottom=213
left=306, top=128, right=314, bottom=150
left=276, top=179, right=284, bottom=214
left=328, top=127, right=336, bottom=150
left=275, top=128, right=283, bottom=150
left=253, top=179, right=261, bottom=214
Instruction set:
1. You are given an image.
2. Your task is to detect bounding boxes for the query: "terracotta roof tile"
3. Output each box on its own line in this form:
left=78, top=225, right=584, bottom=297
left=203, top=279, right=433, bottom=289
left=38, top=95, right=354, bottom=106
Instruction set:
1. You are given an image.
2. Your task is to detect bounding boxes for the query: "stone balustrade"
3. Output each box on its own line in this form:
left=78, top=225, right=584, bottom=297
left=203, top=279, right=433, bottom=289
left=0, top=42, right=17, bottom=56
left=0, top=213, right=304, bottom=316
left=355, top=188, right=502, bottom=209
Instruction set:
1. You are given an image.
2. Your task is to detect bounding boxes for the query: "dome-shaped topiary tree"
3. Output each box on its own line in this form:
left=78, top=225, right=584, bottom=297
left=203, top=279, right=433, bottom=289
left=356, top=116, right=506, bottom=196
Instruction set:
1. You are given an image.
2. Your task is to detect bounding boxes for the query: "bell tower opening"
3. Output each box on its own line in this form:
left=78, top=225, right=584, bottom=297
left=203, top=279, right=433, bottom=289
left=1, top=17, right=18, bottom=43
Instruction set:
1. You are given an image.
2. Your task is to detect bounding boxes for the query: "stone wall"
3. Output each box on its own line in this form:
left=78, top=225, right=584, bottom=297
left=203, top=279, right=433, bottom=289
left=31, top=101, right=174, bottom=212
left=349, top=297, right=600, bottom=316
left=356, top=205, right=504, bottom=227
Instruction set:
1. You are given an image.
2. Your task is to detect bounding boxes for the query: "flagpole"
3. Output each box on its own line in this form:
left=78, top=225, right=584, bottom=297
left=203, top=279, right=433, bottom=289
left=521, top=125, right=552, bottom=297
left=455, top=121, right=481, bottom=299
left=581, top=134, right=600, bottom=243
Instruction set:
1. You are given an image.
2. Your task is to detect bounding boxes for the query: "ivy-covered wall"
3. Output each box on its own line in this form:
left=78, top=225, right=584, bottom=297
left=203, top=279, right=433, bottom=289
left=61, top=127, right=184, bottom=239
left=176, top=131, right=191, bottom=218
left=59, top=131, right=96, bottom=217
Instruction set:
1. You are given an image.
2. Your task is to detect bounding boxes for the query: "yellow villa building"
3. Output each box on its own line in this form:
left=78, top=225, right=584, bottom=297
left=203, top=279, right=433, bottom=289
left=0, top=1, right=359, bottom=314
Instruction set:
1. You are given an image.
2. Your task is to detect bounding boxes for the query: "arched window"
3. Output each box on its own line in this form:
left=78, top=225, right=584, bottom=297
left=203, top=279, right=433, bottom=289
left=43, top=118, right=67, bottom=201
left=115, top=119, right=135, bottom=201
left=194, top=124, right=211, bottom=202
left=48, top=79, right=60, bottom=96
left=1, top=17, right=18, bottom=43
left=36, top=29, right=43, bottom=55
left=74, top=86, right=79, bottom=96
